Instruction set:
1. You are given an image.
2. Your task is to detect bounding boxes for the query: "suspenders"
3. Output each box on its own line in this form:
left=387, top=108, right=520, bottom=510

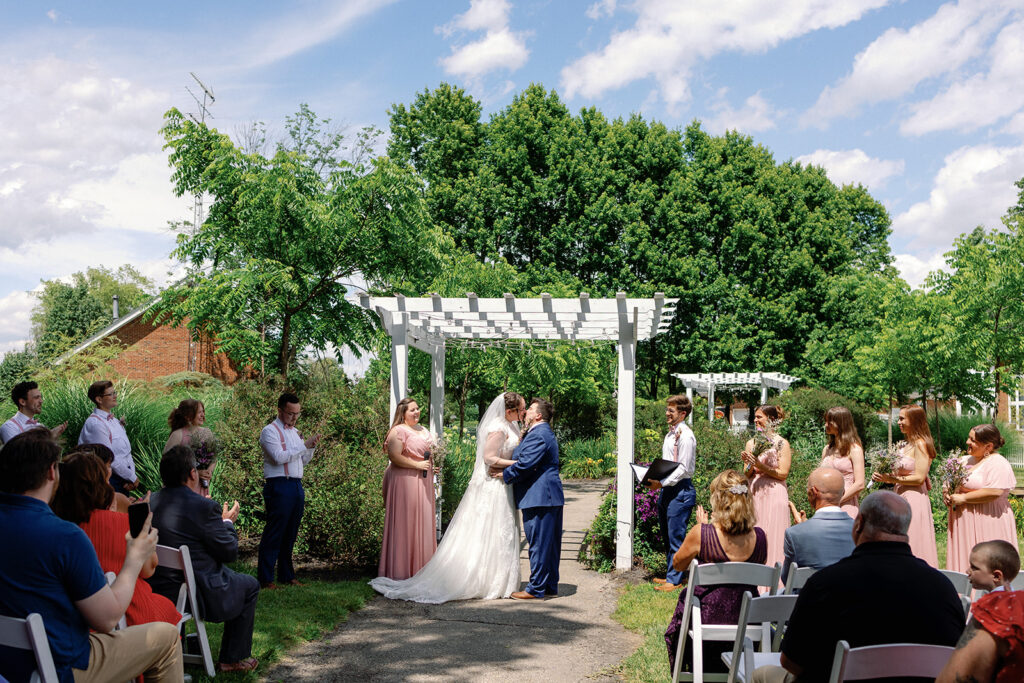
left=270, top=422, right=293, bottom=477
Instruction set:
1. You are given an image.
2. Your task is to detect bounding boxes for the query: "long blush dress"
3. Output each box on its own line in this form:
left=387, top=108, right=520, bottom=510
left=80, top=509, right=181, bottom=627
left=946, top=453, right=1019, bottom=573
left=820, top=452, right=859, bottom=519
left=378, top=426, right=437, bottom=580
left=895, top=448, right=938, bottom=567
left=749, top=439, right=789, bottom=571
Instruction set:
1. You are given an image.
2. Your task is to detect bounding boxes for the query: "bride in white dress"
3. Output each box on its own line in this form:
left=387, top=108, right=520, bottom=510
left=369, top=392, right=526, bottom=603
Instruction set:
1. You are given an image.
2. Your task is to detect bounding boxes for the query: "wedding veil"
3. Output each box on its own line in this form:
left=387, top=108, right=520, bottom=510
left=472, top=392, right=513, bottom=481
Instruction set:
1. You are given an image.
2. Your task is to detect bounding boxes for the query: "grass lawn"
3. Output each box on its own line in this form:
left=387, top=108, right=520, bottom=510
left=185, top=563, right=375, bottom=682
left=611, top=583, right=679, bottom=682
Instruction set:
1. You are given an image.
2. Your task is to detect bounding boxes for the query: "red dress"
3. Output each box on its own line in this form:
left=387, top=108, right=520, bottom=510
left=972, top=591, right=1024, bottom=683
left=80, top=509, right=181, bottom=627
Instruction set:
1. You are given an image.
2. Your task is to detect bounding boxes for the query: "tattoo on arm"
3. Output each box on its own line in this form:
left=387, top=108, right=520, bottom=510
left=955, top=619, right=980, bottom=651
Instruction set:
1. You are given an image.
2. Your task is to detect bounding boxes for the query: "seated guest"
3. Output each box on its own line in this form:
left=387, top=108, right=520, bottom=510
left=752, top=491, right=965, bottom=683
left=149, top=445, right=260, bottom=673
left=75, top=442, right=133, bottom=513
left=665, top=469, right=767, bottom=675
left=937, top=590, right=1024, bottom=683
left=0, top=429, right=182, bottom=683
left=782, top=467, right=856, bottom=581
left=50, top=450, right=180, bottom=628
left=967, top=540, right=1020, bottom=593
left=1, top=380, right=67, bottom=444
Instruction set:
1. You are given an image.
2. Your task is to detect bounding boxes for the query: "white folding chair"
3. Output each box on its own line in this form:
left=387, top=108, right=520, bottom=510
left=828, top=640, right=955, bottom=682
left=671, top=559, right=783, bottom=683
left=104, top=572, right=129, bottom=632
left=721, top=592, right=799, bottom=683
left=0, top=612, right=59, bottom=683
left=155, top=544, right=215, bottom=677
left=960, top=594, right=972, bottom=620
left=939, top=569, right=971, bottom=596
left=782, top=564, right=816, bottom=595
left=1012, top=573, right=1024, bottom=591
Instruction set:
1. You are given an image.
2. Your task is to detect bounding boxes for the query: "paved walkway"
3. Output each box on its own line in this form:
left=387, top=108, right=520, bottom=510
left=264, top=479, right=640, bottom=682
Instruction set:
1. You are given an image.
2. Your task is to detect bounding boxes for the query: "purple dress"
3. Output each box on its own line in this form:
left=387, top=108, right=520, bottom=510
left=665, top=524, right=768, bottom=673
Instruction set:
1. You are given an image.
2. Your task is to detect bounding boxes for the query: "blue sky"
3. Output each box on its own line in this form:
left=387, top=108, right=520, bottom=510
left=2, top=0, right=1023, bottom=355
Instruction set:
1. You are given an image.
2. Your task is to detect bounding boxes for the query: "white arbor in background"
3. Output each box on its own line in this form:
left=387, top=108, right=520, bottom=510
left=672, top=372, right=801, bottom=423
left=355, top=292, right=677, bottom=570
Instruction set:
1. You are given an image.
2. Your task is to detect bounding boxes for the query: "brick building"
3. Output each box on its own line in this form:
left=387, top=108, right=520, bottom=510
left=59, top=302, right=242, bottom=384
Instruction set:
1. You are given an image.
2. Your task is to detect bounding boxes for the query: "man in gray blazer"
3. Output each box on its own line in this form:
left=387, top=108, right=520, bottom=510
left=782, top=467, right=856, bottom=582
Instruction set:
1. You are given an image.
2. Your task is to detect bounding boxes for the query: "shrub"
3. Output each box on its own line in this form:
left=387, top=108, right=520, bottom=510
left=439, top=431, right=477, bottom=529
left=930, top=412, right=1021, bottom=455
left=776, top=386, right=883, bottom=450
left=561, top=434, right=617, bottom=479
left=578, top=484, right=617, bottom=572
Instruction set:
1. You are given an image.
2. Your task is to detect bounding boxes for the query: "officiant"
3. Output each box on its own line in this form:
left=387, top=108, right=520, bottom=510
left=648, top=395, right=697, bottom=591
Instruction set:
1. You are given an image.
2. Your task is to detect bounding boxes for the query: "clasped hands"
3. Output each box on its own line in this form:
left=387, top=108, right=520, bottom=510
left=941, top=484, right=964, bottom=509
left=739, top=450, right=759, bottom=471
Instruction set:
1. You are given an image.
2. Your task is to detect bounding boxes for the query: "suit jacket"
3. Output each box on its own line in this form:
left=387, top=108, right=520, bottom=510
left=148, top=486, right=248, bottom=623
left=782, top=507, right=856, bottom=581
left=502, top=421, right=564, bottom=509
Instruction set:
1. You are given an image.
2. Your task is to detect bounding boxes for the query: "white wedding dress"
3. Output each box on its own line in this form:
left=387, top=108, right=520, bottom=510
left=369, top=394, right=522, bottom=603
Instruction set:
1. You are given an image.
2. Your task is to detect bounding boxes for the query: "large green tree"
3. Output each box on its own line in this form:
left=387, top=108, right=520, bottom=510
left=153, top=105, right=443, bottom=374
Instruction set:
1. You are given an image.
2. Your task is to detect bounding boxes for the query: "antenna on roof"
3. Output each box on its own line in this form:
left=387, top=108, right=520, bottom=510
left=184, top=73, right=215, bottom=238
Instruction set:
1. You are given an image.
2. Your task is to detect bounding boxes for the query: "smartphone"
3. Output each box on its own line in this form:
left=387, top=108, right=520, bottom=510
left=128, top=501, right=150, bottom=538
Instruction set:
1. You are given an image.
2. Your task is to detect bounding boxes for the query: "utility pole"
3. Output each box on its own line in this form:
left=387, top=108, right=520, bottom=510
left=185, top=72, right=215, bottom=237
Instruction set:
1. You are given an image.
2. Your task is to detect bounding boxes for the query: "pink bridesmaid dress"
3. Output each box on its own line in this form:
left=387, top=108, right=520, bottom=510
left=378, top=426, right=437, bottom=580
left=895, top=449, right=938, bottom=567
left=820, top=453, right=859, bottom=519
left=946, top=453, right=1019, bottom=573
left=749, top=441, right=790, bottom=571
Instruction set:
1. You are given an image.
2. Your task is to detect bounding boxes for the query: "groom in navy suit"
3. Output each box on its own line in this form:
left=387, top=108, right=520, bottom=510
left=494, top=398, right=564, bottom=599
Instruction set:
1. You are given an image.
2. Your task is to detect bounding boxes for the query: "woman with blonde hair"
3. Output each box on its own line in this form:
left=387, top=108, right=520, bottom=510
left=872, top=404, right=938, bottom=566
left=664, top=469, right=767, bottom=675
left=820, top=406, right=865, bottom=518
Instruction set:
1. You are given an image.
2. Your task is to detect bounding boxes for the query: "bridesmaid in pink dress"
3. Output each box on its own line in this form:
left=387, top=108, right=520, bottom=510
left=944, top=423, right=1019, bottom=573
left=819, top=406, right=865, bottom=519
left=378, top=398, right=438, bottom=580
left=872, top=404, right=938, bottom=567
left=741, top=404, right=790, bottom=571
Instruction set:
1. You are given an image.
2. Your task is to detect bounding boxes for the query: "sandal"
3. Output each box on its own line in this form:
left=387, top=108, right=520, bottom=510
left=217, top=657, right=259, bottom=673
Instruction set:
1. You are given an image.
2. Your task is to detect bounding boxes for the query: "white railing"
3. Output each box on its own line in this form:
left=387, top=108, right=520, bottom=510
left=1006, top=445, right=1024, bottom=470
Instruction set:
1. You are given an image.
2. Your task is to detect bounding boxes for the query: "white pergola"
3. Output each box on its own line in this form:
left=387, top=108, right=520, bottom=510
left=673, top=372, right=801, bottom=422
left=356, top=292, right=677, bottom=570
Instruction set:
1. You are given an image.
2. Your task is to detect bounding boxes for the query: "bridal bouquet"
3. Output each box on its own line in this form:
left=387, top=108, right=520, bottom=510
left=190, top=432, right=221, bottom=489
left=867, top=441, right=904, bottom=489
left=750, top=419, right=781, bottom=458
left=427, top=436, right=448, bottom=473
left=939, top=450, right=969, bottom=493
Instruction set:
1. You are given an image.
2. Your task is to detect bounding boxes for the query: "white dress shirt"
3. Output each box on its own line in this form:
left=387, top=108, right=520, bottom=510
left=78, top=408, right=135, bottom=481
left=0, top=411, right=46, bottom=445
left=259, top=417, right=315, bottom=479
left=660, top=420, right=696, bottom=487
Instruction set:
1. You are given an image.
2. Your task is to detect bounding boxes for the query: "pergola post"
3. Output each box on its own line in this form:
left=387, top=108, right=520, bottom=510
left=388, top=316, right=408, bottom=421
left=708, top=382, right=716, bottom=422
left=685, top=387, right=694, bottom=425
left=429, top=345, right=445, bottom=436
left=615, top=297, right=636, bottom=571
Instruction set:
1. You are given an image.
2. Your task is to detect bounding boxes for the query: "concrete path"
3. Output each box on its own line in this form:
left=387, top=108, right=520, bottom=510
left=263, top=479, right=640, bottom=682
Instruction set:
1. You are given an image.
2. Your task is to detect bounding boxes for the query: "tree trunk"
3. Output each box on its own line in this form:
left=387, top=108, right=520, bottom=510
left=993, top=366, right=1002, bottom=425
left=279, top=314, right=292, bottom=375
left=933, top=394, right=942, bottom=453
left=457, top=369, right=470, bottom=439
left=888, top=386, right=893, bottom=447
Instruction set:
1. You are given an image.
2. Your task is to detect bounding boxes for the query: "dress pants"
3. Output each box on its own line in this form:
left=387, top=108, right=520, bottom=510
left=521, top=506, right=562, bottom=597
left=215, top=573, right=260, bottom=663
left=109, top=472, right=132, bottom=496
left=73, top=622, right=182, bottom=683
left=659, top=478, right=696, bottom=585
left=258, top=477, right=305, bottom=584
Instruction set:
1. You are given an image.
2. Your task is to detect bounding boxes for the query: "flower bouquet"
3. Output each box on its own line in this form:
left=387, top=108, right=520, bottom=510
left=190, top=432, right=221, bottom=490
left=750, top=419, right=782, bottom=458
left=866, top=441, right=904, bottom=489
left=939, top=449, right=969, bottom=494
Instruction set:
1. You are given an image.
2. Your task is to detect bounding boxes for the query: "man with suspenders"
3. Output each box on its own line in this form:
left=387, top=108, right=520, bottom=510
left=78, top=380, right=139, bottom=494
left=257, top=393, right=320, bottom=589
left=1, top=381, right=67, bottom=445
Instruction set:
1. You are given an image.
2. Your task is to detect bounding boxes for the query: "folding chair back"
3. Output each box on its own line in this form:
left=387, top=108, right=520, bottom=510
left=828, top=640, right=955, bottom=682
left=939, top=569, right=971, bottom=596
left=1012, top=573, right=1024, bottom=591
left=0, top=612, right=59, bottom=683
left=155, top=544, right=215, bottom=677
left=783, top=565, right=816, bottom=594
left=671, top=559, right=783, bottom=683
left=723, top=592, right=799, bottom=683
left=960, top=594, right=972, bottom=619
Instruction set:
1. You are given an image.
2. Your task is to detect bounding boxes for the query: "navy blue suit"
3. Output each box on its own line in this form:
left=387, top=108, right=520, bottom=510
left=502, top=421, right=564, bottom=597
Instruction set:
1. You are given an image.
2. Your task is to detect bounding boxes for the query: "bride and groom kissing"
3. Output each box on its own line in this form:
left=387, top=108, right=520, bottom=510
left=370, top=393, right=564, bottom=603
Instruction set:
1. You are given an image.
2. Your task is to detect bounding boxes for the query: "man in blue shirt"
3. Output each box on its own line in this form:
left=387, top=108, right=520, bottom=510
left=0, top=429, right=182, bottom=683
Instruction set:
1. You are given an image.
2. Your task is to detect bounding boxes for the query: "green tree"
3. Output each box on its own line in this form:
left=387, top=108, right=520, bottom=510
left=152, top=105, right=443, bottom=375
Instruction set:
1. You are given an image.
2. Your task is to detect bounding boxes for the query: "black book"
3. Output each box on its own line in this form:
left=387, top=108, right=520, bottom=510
left=630, top=457, right=680, bottom=485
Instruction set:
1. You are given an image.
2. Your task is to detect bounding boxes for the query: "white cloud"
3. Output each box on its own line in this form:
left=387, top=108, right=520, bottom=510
left=893, top=251, right=948, bottom=289
left=900, top=18, right=1024, bottom=135
left=439, top=0, right=529, bottom=80
left=586, top=0, right=617, bottom=21
left=0, top=289, right=37, bottom=355
left=46, top=9, right=58, bottom=22
left=890, top=143, right=1024, bottom=250
left=243, top=0, right=399, bottom=69
left=794, top=148, right=904, bottom=189
left=561, top=0, right=891, bottom=105
left=802, top=0, right=1012, bottom=127
left=704, top=92, right=778, bottom=135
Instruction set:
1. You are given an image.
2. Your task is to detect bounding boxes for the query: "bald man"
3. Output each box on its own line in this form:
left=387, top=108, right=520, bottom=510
left=781, top=467, right=856, bottom=582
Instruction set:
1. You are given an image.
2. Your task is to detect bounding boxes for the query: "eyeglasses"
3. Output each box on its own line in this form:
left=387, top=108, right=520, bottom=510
left=102, top=391, right=117, bottom=398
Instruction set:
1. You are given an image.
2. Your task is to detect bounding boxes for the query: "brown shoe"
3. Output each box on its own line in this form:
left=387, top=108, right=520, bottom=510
left=216, top=657, right=258, bottom=673
left=652, top=577, right=668, bottom=585
left=510, top=590, right=539, bottom=600
left=283, top=579, right=305, bottom=587
left=260, top=582, right=278, bottom=590
left=654, top=582, right=682, bottom=592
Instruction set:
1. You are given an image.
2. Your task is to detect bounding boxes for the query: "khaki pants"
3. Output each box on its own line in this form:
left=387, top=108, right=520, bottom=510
left=752, top=664, right=797, bottom=683
left=73, top=622, right=182, bottom=683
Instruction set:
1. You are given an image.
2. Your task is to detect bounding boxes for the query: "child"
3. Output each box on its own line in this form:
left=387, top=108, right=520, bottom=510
left=967, top=540, right=1020, bottom=593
